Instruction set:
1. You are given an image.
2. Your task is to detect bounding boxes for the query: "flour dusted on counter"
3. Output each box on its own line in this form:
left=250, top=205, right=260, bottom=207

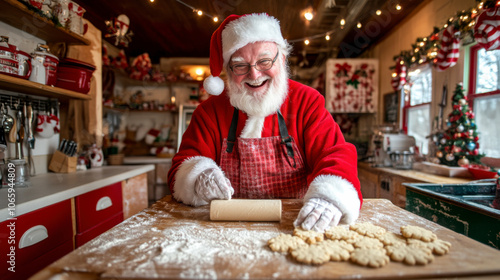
left=66, top=200, right=316, bottom=279
left=154, top=225, right=277, bottom=278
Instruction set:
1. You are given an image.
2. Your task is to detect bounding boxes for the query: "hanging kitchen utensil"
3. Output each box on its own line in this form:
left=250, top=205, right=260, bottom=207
left=27, top=102, right=35, bottom=149
left=1, top=104, right=14, bottom=143
left=8, top=116, right=16, bottom=143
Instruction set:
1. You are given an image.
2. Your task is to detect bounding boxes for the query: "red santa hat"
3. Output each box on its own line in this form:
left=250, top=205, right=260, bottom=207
left=203, top=13, right=288, bottom=96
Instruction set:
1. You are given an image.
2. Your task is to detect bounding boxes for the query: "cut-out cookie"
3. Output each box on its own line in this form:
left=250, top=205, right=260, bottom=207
left=268, top=233, right=307, bottom=253
left=386, top=243, right=434, bottom=265
left=350, top=247, right=389, bottom=268
left=293, top=228, right=324, bottom=244
left=407, top=238, right=452, bottom=255
left=324, top=226, right=360, bottom=243
left=350, top=222, right=386, bottom=238
left=401, top=225, right=437, bottom=242
left=378, top=232, right=407, bottom=246
left=353, top=235, right=384, bottom=249
left=290, top=244, right=330, bottom=265
left=320, top=239, right=354, bottom=261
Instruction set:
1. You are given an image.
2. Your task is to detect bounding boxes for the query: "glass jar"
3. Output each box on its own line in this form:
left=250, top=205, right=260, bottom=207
left=4, top=159, right=30, bottom=188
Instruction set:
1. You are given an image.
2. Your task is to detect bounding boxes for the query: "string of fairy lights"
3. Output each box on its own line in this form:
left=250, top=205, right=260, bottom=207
left=170, top=0, right=500, bottom=67
left=171, top=0, right=403, bottom=45
left=174, top=0, right=219, bottom=22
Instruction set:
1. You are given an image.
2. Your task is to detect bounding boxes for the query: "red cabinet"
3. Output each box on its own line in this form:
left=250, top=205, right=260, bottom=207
left=74, top=182, right=124, bottom=247
left=0, top=200, right=73, bottom=280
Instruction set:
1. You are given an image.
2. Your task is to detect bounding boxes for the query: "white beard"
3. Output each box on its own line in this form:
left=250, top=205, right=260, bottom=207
left=227, top=62, right=288, bottom=118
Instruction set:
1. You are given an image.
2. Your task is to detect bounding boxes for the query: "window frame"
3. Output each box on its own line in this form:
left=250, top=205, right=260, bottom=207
left=466, top=43, right=500, bottom=158
left=401, top=64, right=432, bottom=134
left=467, top=44, right=500, bottom=107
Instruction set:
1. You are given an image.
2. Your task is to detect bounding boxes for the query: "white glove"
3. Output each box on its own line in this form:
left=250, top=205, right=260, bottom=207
left=293, top=198, right=342, bottom=232
left=194, top=168, right=234, bottom=202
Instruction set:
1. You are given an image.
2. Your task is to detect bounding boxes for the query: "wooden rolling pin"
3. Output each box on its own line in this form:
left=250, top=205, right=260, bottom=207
left=210, top=199, right=282, bottom=222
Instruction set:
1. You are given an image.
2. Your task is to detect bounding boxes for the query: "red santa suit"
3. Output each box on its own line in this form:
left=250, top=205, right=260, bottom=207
left=167, top=79, right=362, bottom=224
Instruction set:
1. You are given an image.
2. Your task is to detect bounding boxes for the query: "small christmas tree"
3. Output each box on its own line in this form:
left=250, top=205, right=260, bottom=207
left=436, top=83, right=484, bottom=166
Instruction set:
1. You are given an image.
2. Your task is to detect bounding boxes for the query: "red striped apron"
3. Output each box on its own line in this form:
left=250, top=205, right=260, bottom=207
left=220, top=108, right=307, bottom=199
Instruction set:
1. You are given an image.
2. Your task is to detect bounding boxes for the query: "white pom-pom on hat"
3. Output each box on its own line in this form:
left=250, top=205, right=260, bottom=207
left=203, top=75, right=224, bottom=96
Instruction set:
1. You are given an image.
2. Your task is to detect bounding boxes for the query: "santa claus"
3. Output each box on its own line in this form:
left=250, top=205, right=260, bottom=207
left=167, top=13, right=362, bottom=232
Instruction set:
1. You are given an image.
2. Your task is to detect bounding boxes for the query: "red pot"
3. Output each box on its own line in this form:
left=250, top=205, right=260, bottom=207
left=55, top=58, right=95, bottom=94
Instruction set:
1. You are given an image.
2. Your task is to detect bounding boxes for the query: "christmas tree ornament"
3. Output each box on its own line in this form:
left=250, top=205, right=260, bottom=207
left=436, top=151, right=443, bottom=158
left=440, top=138, right=447, bottom=145
left=458, top=157, right=470, bottom=166
left=446, top=153, right=455, bottom=161
left=467, top=142, right=476, bottom=151
left=457, top=124, right=464, bottom=132
left=474, top=6, right=500, bottom=51
left=454, top=146, right=462, bottom=153
left=459, top=98, right=467, bottom=105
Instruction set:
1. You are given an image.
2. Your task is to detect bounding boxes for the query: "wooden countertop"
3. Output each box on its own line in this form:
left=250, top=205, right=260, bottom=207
left=0, top=165, right=155, bottom=222
left=33, top=198, right=500, bottom=280
left=358, top=162, right=471, bottom=184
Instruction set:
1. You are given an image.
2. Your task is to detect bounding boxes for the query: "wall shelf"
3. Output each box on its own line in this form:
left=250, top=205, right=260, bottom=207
left=0, top=0, right=90, bottom=46
left=0, top=74, right=91, bottom=100
left=104, top=106, right=177, bottom=113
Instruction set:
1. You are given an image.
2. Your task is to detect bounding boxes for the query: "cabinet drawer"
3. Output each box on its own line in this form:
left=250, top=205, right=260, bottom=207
left=0, top=200, right=72, bottom=274
left=75, top=182, right=123, bottom=233
left=75, top=211, right=123, bottom=248
left=1, top=239, right=73, bottom=280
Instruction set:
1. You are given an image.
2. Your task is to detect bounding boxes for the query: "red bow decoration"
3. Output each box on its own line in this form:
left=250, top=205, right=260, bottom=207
left=335, top=62, right=351, bottom=77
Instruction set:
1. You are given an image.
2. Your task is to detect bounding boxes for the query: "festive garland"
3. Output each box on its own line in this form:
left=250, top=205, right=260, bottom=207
left=391, top=0, right=499, bottom=72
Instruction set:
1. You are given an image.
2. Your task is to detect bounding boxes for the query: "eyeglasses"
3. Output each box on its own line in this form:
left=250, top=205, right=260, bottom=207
left=229, top=51, right=279, bottom=76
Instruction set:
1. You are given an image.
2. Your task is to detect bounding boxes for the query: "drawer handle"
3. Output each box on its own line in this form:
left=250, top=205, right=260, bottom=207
left=96, top=196, right=113, bottom=211
left=19, top=225, right=48, bottom=249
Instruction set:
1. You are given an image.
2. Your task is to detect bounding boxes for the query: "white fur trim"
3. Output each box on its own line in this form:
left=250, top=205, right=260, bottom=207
left=173, top=156, right=220, bottom=206
left=221, top=13, right=286, bottom=67
left=240, top=116, right=265, bottom=138
left=304, top=175, right=361, bottom=225
left=203, top=75, right=225, bottom=96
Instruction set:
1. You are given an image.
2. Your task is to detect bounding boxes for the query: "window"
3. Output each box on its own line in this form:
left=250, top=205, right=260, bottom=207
left=402, top=65, right=432, bottom=155
left=468, top=45, right=500, bottom=157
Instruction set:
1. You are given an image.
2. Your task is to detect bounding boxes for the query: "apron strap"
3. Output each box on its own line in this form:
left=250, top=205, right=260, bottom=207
left=277, top=111, right=296, bottom=167
left=226, top=108, right=239, bottom=153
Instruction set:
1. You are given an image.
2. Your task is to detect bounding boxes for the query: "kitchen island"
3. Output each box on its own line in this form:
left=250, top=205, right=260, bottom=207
left=32, top=197, right=500, bottom=279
